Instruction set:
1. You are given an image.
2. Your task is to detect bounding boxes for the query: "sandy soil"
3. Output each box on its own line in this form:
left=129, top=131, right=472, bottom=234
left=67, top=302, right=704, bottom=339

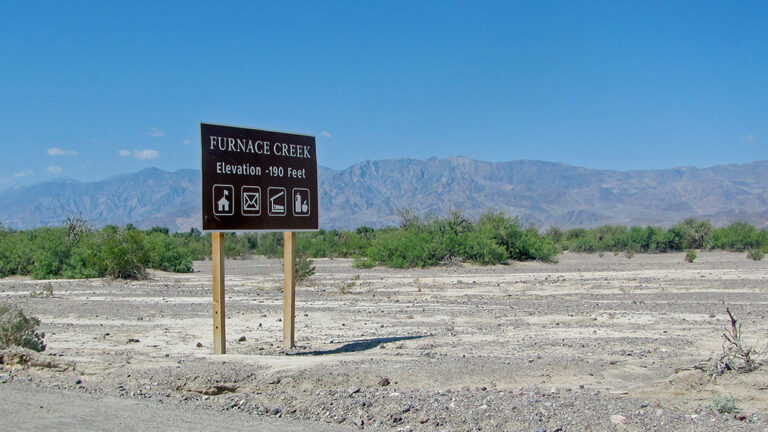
left=1, top=251, right=767, bottom=431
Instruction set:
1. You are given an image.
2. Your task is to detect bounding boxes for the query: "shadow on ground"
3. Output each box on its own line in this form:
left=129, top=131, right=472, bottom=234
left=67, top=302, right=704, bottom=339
left=290, top=335, right=427, bottom=356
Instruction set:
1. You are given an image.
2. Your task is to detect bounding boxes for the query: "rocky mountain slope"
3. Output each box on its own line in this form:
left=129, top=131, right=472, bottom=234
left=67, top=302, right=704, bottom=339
left=1, top=158, right=767, bottom=231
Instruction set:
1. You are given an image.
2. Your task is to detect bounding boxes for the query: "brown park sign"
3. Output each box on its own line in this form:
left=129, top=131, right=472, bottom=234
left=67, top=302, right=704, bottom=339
left=200, top=123, right=319, bottom=232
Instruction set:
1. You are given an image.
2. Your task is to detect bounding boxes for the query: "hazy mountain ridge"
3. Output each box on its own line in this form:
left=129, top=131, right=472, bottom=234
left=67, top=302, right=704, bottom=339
left=1, top=159, right=767, bottom=231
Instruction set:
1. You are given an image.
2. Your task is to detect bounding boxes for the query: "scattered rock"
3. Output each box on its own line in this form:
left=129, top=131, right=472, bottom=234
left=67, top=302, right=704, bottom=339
left=180, top=384, right=238, bottom=395
left=610, top=414, right=627, bottom=425
left=238, top=336, right=246, bottom=342
left=0, top=348, right=73, bottom=371
left=378, top=377, right=390, bottom=387
left=196, top=342, right=203, bottom=348
left=127, top=338, right=140, bottom=343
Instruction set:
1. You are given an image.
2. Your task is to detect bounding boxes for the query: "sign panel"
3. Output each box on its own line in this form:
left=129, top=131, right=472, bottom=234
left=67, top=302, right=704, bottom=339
left=201, top=123, right=318, bottom=231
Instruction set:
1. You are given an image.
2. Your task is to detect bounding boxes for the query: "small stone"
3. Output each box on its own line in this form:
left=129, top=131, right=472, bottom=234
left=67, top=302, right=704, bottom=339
left=238, top=336, right=246, bottom=342
left=269, top=407, right=281, bottom=416
left=419, top=418, right=429, bottom=424
left=536, top=428, right=546, bottom=432
left=348, top=386, right=361, bottom=395
left=75, top=379, right=82, bottom=385
left=196, top=342, right=203, bottom=348
left=610, top=414, right=626, bottom=425
left=276, top=318, right=282, bottom=322
left=640, top=402, right=649, bottom=408
left=655, top=408, right=664, bottom=417
left=127, top=338, right=140, bottom=343
left=378, top=377, right=390, bottom=387
left=735, top=414, right=747, bottom=421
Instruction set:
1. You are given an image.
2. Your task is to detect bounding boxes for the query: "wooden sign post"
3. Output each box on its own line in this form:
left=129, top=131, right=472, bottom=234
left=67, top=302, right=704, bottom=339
left=212, top=232, right=226, bottom=354
left=200, top=123, right=317, bottom=355
left=283, top=232, right=296, bottom=349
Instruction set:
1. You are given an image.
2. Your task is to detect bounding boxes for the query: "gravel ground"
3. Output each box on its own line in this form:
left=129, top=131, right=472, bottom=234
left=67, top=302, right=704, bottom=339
left=1, top=251, right=767, bottom=431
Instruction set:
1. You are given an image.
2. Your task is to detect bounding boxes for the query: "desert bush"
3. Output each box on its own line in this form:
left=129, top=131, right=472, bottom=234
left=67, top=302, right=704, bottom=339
left=339, top=280, right=356, bottom=294
left=99, top=227, right=147, bottom=279
left=712, top=221, right=762, bottom=251
left=662, top=226, right=685, bottom=251
left=252, top=232, right=283, bottom=257
left=715, top=307, right=764, bottom=375
left=362, top=211, right=558, bottom=268
left=676, top=217, right=713, bottom=250
left=711, top=395, right=739, bottom=414
left=0, top=304, right=46, bottom=352
left=366, top=226, right=446, bottom=268
left=747, top=248, right=764, bottom=261
left=144, top=232, right=195, bottom=272
left=544, top=226, right=565, bottom=247
left=295, top=255, right=316, bottom=283
left=0, top=229, right=34, bottom=277
left=29, top=283, right=53, bottom=298
left=685, top=250, right=697, bottom=263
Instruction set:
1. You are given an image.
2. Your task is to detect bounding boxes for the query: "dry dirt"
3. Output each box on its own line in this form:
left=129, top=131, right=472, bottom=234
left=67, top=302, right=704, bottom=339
left=1, top=251, right=767, bottom=431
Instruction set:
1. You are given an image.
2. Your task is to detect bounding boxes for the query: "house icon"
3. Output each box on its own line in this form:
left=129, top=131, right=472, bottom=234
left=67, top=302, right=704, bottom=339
left=212, top=185, right=234, bottom=216
left=217, top=190, right=230, bottom=212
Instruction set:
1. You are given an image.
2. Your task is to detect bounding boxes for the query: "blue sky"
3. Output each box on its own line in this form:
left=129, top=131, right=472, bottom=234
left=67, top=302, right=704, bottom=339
left=1, top=1, right=766, bottom=187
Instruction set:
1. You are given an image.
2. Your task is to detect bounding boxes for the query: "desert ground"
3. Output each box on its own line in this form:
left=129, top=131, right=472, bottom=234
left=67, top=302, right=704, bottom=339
left=1, top=251, right=767, bottom=431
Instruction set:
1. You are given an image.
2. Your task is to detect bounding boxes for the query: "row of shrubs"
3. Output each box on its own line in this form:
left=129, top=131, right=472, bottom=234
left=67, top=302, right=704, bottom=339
left=0, top=224, right=205, bottom=279
left=1, top=214, right=766, bottom=279
left=549, top=218, right=768, bottom=254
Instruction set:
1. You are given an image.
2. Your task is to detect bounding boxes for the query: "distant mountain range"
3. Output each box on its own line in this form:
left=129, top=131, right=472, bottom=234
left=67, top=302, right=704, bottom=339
left=1, top=158, right=767, bottom=231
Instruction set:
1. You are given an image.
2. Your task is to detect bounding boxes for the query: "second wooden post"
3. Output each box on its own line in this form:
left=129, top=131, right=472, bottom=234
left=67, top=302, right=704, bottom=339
left=283, top=231, right=296, bottom=349
left=212, top=232, right=226, bottom=354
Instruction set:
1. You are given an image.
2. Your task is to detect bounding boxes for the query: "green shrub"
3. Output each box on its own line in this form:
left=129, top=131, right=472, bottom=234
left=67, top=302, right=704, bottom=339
left=99, top=228, right=147, bottom=279
left=0, top=230, right=34, bottom=277
left=295, top=255, right=316, bottom=283
left=30, top=228, right=70, bottom=279
left=712, top=221, right=761, bottom=251
left=711, top=394, right=739, bottom=414
left=747, top=248, right=764, bottom=261
left=0, top=304, right=46, bottom=352
left=144, top=232, right=194, bottom=272
left=685, top=250, right=697, bottom=263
